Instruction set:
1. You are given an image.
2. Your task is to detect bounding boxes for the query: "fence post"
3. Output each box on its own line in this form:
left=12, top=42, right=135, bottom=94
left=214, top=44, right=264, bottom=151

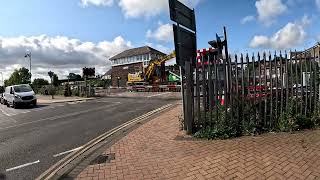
left=196, top=58, right=201, bottom=125
left=185, top=61, right=193, bottom=134
left=180, top=66, right=187, bottom=131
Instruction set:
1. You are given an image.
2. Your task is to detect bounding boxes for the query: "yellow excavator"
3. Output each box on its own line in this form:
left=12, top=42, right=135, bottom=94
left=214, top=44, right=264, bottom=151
left=144, top=51, right=176, bottom=81
left=127, top=51, right=176, bottom=86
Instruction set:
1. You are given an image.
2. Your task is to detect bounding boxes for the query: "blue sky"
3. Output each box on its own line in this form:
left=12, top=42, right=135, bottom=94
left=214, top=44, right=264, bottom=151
left=0, top=0, right=319, bottom=80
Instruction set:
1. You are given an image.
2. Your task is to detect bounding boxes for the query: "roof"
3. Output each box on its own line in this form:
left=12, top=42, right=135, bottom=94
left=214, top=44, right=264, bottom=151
left=103, top=69, right=112, bottom=76
left=110, top=46, right=166, bottom=60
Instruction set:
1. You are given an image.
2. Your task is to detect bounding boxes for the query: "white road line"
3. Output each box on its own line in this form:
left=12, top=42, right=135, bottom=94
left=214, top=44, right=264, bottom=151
left=53, top=146, right=83, bottom=158
left=32, top=106, right=56, bottom=112
left=0, top=106, right=12, bottom=117
left=6, top=160, right=40, bottom=172
left=0, top=103, right=121, bottom=131
left=147, top=92, right=171, bottom=98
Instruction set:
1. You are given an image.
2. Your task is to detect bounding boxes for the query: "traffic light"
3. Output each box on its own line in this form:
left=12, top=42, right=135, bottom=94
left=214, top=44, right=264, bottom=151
left=208, top=33, right=226, bottom=55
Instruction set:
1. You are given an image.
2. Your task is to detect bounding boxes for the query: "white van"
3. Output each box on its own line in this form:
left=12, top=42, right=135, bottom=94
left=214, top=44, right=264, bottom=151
left=3, top=84, right=37, bottom=108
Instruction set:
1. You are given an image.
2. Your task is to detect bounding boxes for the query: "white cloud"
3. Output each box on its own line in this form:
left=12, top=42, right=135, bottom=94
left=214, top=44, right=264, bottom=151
left=317, top=34, right=320, bottom=41
left=0, top=35, right=132, bottom=81
left=241, top=16, right=255, bottom=24
left=249, top=16, right=310, bottom=49
left=118, top=0, right=201, bottom=18
left=80, top=0, right=114, bottom=7
left=255, top=0, right=287, bottom=26
left=316, top=0, right=320, bottom=9
left=146, top=23, right=173, bottom=42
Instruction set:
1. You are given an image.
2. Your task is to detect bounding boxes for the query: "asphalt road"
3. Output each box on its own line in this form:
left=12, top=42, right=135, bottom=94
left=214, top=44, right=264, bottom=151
left=0, top=95, right=177, bottom=180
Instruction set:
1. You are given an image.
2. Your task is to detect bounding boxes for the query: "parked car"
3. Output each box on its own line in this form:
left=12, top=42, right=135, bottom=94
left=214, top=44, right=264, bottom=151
left=3, top=84, right=37, bottom=108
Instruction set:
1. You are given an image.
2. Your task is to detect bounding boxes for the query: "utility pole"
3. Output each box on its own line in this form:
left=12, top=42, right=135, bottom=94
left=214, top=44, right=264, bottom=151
left=0, top=72, right=3, bottom=86
left=25, top=51, right=32, bottom=82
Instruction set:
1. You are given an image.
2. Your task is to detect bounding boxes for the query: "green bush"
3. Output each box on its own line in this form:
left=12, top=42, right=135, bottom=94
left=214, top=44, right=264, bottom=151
left=194, top=95, right=319, bottom=140
left=194, top=126, right=237, bottom=140
left=295, top=115, right=314, bottom=130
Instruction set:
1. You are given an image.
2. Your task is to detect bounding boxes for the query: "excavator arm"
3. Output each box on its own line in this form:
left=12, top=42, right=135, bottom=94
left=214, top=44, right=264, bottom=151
left=145, top=51, right=176, bottom=81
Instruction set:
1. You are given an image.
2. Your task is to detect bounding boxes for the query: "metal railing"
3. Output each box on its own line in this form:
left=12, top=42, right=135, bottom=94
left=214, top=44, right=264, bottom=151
left=183, top=49, right=320, bottom=134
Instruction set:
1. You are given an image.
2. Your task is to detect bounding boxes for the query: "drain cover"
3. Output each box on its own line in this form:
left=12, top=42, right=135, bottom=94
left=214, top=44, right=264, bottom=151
left=90, top=153, right=115, bottom=165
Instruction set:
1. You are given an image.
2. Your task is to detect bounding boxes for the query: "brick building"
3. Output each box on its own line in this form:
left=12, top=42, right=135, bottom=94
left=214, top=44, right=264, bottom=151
left=291, top=42, right=320, bottom=61
left=109, top=46, right=166, bottom=87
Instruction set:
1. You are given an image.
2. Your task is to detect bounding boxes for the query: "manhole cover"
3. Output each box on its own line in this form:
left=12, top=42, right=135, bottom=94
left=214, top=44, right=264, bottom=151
left=90, top=153, right=115, bottom=165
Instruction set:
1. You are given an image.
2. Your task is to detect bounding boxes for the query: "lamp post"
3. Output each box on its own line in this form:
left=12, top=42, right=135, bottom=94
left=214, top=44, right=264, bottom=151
left=0, top=72, right=3, bottom=86
left=24, top=51, right=32, bottom=82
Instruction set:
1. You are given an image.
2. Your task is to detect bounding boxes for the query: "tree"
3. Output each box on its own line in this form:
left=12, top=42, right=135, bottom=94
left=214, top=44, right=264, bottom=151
left=4, top=67, right=31, bottom=87
left=48, top=71, right=59, bottom=87
left=52, top=74, right=59, bottom=86
left=32, top=78, right=49, bottom=88
left=67, top=73, right=82, bottom=81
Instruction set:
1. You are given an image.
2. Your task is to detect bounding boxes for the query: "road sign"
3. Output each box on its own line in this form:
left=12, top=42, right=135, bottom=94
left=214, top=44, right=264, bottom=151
left=83, top=67, right=95, bottom=77
left=173, top=24, right=197, bottom=66
left=169, top=0, right=196, bottom=31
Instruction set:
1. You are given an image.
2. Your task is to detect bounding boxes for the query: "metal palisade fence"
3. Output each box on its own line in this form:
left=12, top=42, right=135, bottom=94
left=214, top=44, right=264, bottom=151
left=183, top=48, right=320, bottom=135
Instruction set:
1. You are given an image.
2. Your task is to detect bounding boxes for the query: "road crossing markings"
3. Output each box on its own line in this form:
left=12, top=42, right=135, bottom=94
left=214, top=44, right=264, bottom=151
left=6, top=160, right=40, bottom=172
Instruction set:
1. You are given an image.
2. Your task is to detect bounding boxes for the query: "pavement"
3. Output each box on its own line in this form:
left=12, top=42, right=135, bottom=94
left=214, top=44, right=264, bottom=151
left=37, top=95, right=94, bottom=104
left=0, top=93, right=176, bottom=180
left=72, top=105, right=320, bottom=180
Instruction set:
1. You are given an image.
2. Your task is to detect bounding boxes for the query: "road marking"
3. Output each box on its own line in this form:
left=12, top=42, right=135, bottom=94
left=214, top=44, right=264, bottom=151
left=0, top=106, right=12, bottom=117
left=147, top=92, right=171, bottom=98
left=36, top=103, right=173, bottom=180
left=32, top=106, right=56, bottom=112
left=6, top=160, right=40, bottom=172
left=53, top=146, right=83, bottom=158
left=0, top=103, right=121, bottom=131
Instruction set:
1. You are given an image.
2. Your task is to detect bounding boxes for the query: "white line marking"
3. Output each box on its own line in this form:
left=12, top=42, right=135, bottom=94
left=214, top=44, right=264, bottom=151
left=147, top=92, right=171, bottom=98
left=0, top=103, right=121, bottom=131
left=0, top=106, right=12, bottom=117
left=53, top=146, right=83, bottom=158
left=6, top=160, right=40, bottom=172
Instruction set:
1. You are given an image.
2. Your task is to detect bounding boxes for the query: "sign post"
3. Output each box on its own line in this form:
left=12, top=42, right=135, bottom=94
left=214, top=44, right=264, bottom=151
left=169, top=0, right=197, bottom=134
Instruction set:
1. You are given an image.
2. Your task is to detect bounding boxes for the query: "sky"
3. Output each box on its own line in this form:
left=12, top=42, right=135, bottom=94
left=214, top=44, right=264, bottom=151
left=0, top=0, right=319, bottom=82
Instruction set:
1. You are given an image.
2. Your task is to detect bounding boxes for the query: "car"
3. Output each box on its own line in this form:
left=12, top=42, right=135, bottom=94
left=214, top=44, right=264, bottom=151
left=3, top=84, right=37, bottom=108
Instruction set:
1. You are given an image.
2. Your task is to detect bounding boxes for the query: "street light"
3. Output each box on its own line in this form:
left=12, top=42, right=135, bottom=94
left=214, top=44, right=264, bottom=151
left=0, top=72, right=3, bottom=86
left=24, top=51, right=32, bottom=82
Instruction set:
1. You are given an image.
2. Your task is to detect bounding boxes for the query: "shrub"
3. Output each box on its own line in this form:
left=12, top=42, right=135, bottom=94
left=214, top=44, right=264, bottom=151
left=295, top=115, right=314, bottom=130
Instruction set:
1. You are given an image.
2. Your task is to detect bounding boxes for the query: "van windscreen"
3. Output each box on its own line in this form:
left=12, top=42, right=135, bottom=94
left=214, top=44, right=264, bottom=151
left=14, top=85, right=33, bottom=93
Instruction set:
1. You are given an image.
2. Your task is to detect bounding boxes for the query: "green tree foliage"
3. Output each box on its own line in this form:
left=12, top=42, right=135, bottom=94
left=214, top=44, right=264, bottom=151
left=0, top=86, right=4, bottom=93
left=52, top=74, right=59, bottom=87
left=32, top=78, right=49, bottom=88
left=88, top=79, right=111, bottom=87
left=4, top=67, right=31, bottom=87
left=67, top=73, right=82, bottom=81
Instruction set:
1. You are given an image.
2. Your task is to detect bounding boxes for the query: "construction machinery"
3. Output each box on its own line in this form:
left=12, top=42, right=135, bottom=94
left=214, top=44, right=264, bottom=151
left=127, top=51, right=179, bottom=86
